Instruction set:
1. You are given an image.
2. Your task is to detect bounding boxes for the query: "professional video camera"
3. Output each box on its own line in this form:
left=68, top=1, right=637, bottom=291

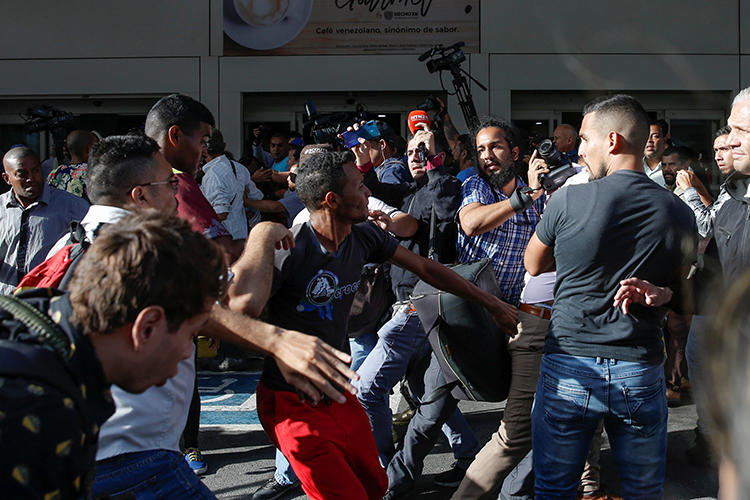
left=303, top=100, right=368, bottom=146
left=422, top=42, right=467, bottom=74
left=536, top=139, right=577, bottom=191
left=22, top=105, right=74, bottom=133
left=418, top=42, right=486, bottom=130
left=21, top=105, right=74, bottom=163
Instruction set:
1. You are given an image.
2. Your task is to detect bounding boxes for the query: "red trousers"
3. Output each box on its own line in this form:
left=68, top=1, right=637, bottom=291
left=256, top=383, right=388, bottom=500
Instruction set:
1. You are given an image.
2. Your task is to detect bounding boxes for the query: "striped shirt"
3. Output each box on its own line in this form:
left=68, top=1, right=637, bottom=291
left=457, top=175, right=544, bottom=305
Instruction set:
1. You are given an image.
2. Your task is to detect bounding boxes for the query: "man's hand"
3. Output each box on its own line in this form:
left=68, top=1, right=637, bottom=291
left=413, top=123, right=437, bottom=157
left=488, top=299, right=520, bottom=335
left=252, top=126, right=263, bottom=145
left=613, top=277, right=673, bottom=315
left=251, top=168, right=273, bottom=183
left=368, top=209, right=393, bottom=232
left=527, top=150, right=550, bottom=199
left=339, top=121, right=374, bottom=167
left=676, top=170, right=712, bottom=206
left=675, top=169, right=698, bottom=190
left=273, top=329, right=359, bottom=405
left=248, top=221, right=294, bottom=251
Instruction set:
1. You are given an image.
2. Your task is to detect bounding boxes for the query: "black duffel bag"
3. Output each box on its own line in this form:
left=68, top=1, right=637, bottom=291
left=411, top=258, right=512, bottom=402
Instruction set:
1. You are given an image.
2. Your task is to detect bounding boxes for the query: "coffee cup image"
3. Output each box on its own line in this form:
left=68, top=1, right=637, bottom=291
left=233, top=0, right=290, bottom=27
left=224, top=0, right=313, bottom=51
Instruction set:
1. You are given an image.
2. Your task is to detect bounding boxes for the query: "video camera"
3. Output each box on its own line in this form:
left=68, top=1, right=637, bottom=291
left=536, top=139, right=577, bottom=191
left=417, top=42, right=484, bottom=130
left=21, top=105, right=75, bottom=163
left=22, top=105, right=74, bottom=133
left=303, top=100, right=368, bottom=146
left=419, top=42, right=467, bottom=74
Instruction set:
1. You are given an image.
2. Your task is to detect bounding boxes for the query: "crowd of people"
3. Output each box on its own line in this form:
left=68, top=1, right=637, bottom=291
left=0, top=88, right=748, bottom=500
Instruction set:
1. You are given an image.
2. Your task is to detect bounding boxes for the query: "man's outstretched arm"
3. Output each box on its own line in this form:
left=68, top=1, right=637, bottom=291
left=390, top=246, right=518, bottom=332
left=227, top=222, right=293, bottom=317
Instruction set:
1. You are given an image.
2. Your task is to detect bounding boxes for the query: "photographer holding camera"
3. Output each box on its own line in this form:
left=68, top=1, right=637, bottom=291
left=384, top=119, right=549, bottom=499
left=456, top=119, right=547, bottom=305
left=453, top=133, right=599, bottom=499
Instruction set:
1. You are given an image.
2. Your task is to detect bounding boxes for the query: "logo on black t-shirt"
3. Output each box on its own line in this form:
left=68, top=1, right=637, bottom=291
left=305, top=270, right=339, bottom=306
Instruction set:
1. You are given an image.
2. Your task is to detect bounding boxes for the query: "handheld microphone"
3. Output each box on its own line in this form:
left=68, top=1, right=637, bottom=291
left=408, top=110, right=431, bottom=135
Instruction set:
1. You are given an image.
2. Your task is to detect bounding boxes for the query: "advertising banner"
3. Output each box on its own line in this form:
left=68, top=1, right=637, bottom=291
left=223, top=0, right=480, bottom=55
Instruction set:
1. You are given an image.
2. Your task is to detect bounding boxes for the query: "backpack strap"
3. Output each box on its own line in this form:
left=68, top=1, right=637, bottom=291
left=69, top=220, right=86, bottom=245
left=58, top=222, right=104, bottom=290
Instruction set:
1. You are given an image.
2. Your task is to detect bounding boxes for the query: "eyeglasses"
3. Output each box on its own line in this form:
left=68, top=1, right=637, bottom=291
left=135, top=175, right=179, bottom=192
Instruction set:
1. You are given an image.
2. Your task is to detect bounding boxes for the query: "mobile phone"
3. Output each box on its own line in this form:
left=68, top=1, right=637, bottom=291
left=342, top=130, right=361, bottom=148
left=359, top=120, right=380, bottom=141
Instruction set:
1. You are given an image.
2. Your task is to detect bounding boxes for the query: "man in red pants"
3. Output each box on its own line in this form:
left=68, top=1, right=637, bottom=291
left=231, top=150, right=517, bottom=500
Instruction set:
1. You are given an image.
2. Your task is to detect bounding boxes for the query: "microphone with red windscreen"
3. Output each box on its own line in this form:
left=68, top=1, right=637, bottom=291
left=408, top=110, right=431, bottom=135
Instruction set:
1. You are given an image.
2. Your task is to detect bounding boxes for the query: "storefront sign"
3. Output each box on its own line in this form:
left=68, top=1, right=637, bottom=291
left=223, top=0, right=480, bottom=55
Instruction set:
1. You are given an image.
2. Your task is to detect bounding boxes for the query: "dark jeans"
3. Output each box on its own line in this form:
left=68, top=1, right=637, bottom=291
left=386, top=351, right=460, bottom=494
left=183, top=344, right=200, bottom=450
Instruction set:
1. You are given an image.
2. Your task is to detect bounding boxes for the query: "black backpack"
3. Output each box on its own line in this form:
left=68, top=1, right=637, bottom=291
left=411, top=258, right=512, bottom=402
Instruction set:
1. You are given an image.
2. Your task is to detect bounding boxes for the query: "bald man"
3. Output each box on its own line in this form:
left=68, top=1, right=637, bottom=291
left=552, top=124, right=579, bottom=162
left=0, top=147, right=88, bottom=293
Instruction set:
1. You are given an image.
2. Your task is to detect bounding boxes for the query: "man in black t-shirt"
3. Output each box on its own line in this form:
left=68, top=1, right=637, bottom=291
left=524, top=95, right=696, bottom=499
left=245, top=151, right=517, bottom=500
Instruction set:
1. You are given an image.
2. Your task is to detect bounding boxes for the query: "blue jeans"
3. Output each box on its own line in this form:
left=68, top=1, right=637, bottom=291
left=350, top=331, right=378, bottom=372
left=93, top=450, right=216, bottom=499
left=355, top=304, right=477, bottom=466
left=532, top=353, right=667, bottom=500
left=274, top=448, right=298, bottom=485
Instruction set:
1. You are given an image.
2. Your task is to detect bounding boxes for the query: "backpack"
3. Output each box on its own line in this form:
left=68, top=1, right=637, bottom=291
left=411, top=258, right=512, bottom=402
left=15, top=221, right=91, bottom=293
left=0, top=291, right=97, bottom=496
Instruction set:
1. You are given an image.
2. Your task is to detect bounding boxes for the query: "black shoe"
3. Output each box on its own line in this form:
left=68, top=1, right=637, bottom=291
left=685, top=432, right=715, bottom=467
left=383, top=489, right=410, bottom=500
left=252, top=477, right=301, bottom=500
left=433, top=461, right=468, bottom=488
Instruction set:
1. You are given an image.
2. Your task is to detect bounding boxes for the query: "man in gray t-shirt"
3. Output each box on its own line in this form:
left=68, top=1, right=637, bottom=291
left=252, top=150, right=517, bottom=500
left=525, top=95, right=695, bottom=498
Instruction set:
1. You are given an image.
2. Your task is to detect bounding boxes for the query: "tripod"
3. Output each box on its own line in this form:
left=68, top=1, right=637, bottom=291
left=447, top=64, right=487, bottom=131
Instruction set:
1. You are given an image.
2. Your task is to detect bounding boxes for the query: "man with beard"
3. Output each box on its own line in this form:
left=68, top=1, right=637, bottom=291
left=661, top=145, right=712, bottom=207
left=457, top=118, right=547, bottom=306
left=384, top=119, right=547, bottom=499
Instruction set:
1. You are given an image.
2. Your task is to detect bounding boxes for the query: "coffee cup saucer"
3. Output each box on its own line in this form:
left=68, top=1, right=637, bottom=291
left=224, top=0, right=313, bottom=51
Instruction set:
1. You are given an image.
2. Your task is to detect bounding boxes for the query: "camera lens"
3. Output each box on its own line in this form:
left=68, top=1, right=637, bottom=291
left=537, top=139, right=555, bottom=158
